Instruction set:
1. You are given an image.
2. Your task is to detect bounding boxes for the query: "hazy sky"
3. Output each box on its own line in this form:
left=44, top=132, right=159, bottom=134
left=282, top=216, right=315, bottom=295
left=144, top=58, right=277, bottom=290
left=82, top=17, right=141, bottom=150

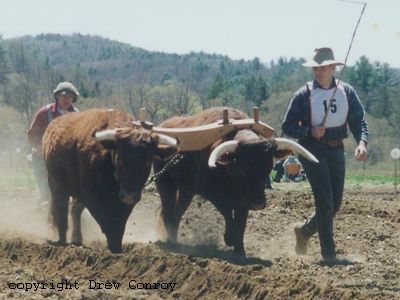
left=1, top=0, right=399, bottom=67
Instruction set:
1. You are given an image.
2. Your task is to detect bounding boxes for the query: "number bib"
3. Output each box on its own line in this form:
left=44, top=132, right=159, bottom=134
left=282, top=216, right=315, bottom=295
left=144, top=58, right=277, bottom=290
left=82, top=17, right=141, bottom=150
left=309, top=82, right=348, bottom=128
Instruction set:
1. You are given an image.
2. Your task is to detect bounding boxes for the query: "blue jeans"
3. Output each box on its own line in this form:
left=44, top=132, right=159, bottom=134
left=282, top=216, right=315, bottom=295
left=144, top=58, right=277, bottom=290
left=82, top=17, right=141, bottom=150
left=298, top=140, right=345, bottom=258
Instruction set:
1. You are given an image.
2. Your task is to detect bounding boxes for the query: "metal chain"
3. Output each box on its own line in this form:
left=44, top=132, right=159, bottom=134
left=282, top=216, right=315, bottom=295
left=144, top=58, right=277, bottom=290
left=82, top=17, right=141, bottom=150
left=145, top=153, right=184, bottom=186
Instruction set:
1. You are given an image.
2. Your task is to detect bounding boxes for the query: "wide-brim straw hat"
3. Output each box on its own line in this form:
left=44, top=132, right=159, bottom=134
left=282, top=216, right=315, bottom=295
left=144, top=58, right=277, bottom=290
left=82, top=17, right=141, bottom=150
left=302, top=47, right=344, bottom=67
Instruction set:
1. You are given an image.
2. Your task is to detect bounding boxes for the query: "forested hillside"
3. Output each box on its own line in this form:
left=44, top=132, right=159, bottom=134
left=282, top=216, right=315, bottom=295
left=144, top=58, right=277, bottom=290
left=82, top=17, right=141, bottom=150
left=0, top=33, right=398, bottom=167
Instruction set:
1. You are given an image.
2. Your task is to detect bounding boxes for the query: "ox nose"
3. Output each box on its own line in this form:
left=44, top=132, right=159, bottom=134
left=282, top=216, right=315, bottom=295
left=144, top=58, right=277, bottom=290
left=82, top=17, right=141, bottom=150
left=122, top=192, right=142, bottom=206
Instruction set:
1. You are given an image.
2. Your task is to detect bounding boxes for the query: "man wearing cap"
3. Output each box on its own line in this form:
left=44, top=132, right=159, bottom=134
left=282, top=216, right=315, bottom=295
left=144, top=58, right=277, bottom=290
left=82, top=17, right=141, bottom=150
left=282, top=48, right=368, bottom=262
left=27, top=82, right=79, bottom=203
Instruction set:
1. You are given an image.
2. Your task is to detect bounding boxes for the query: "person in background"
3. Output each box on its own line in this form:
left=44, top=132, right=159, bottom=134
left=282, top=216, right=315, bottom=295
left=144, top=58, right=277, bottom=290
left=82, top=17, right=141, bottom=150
left=282, top=47, right=368, bottom=262
left=273, top=159, right=285, bottom=183
left=265, top=175, right=273, bottom=189
left=27, top=82, right=79, bottom=203
left=283, top=155, right=302, bottom=182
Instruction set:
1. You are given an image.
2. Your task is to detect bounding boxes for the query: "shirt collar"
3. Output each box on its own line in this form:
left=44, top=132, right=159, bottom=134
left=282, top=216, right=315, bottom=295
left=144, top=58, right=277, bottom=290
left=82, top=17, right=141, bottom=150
left=53, top=101, right=76, bottom=112
left=313, top=77, right=337, bottom=89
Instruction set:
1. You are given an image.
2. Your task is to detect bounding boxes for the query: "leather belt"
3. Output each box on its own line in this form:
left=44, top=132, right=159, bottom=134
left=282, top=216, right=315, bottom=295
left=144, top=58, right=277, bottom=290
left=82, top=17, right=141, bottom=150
left=318, top=138, right=343, bottom=147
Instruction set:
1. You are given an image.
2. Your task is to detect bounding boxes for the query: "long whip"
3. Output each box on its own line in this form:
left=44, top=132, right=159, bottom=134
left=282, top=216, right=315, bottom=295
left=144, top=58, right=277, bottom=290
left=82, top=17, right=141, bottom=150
left=320, top=0, right=367, bottom=126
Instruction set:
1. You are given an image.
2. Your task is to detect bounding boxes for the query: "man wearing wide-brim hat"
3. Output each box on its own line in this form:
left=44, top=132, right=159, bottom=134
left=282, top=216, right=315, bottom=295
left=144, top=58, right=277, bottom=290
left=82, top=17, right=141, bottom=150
left=27, top=82, right=80, bottom=204
left=282, top=47, right=368, bottom=263
left=301, top=47, right=344, bottom=68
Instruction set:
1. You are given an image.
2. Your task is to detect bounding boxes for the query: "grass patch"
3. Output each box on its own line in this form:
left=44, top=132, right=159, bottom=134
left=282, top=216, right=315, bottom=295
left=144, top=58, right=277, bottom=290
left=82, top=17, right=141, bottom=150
left=0, top=168, right=36, bottom=190
left=346, top=172, right=396, bottom=185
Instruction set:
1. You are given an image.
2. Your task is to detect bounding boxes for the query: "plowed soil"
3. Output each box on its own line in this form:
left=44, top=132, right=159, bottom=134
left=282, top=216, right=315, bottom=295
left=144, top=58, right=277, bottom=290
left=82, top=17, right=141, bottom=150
left=0, top=182, right=399, bottom=299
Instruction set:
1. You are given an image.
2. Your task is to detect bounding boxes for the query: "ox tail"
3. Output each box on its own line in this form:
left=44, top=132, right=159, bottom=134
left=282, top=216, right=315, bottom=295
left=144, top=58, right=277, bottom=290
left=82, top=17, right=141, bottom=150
left=47, top=197, right=57, bottom=231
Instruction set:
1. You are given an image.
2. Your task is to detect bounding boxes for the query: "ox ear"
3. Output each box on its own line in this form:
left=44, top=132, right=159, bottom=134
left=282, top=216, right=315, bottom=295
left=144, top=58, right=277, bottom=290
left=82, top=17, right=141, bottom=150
left=92, top=129, right=118, bottom=150
left=216, top=152, right=235, bottom=166
left=98, top=140, right=117, bottom=150
left=208, top=140, right=238, bottom=168
left=274, top=149, right=293, bottom=160
left=154, top=146, right=177, bottom=161
left=152, top=132, right=178, bottom=160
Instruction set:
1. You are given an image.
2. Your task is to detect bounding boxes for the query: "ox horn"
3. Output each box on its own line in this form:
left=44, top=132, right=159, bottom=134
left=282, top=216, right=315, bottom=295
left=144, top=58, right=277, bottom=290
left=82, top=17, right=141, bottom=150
left=274, top=138, right=319, bottom=163
left=157, top=134, right=178, bottom=147
left=94, top=129, right=118, bottom=141
left=94, top=129, right=177, bottom=147
left=208, top=140, right=239, bottom=168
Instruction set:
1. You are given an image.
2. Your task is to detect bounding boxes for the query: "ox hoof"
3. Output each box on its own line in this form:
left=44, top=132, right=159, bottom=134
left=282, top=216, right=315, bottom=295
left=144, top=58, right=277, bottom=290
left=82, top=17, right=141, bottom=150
left=108, top=245, right=123, bottom=254
left=166, top=237, right=178, bottom=244
left=233, top=249, right=247, bottom=261
left=71, top=241, right=83, bottom=247
left=110, top=248, right=123, bottom=254
left=46, top=240, right=67, bottom=247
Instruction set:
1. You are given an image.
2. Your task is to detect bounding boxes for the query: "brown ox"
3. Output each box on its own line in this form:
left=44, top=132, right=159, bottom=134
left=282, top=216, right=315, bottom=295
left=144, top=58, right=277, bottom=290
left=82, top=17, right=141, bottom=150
left=154, top=107, right=318, bottom=257
left=43, top=108, right=177, bottom=253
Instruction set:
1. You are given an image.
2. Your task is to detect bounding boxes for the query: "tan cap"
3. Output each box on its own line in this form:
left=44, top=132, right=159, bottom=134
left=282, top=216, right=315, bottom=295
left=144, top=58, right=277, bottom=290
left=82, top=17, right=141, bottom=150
left=53, top=82, right=80, bottom=102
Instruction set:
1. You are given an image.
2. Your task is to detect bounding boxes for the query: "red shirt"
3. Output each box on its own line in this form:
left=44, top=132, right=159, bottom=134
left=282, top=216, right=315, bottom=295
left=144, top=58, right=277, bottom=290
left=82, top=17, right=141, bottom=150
left=27, top=102, right=78, bottom=148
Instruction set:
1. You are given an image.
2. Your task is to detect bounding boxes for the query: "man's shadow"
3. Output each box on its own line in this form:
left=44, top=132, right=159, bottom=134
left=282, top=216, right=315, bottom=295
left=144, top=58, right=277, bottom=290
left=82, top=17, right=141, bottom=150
left=154, top=241, right=272, bottom=267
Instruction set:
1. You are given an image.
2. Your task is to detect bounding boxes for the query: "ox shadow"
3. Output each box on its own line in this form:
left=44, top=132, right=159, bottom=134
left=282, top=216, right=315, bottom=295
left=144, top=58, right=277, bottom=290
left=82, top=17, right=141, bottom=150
left=154, top=241, right=272, bottom=267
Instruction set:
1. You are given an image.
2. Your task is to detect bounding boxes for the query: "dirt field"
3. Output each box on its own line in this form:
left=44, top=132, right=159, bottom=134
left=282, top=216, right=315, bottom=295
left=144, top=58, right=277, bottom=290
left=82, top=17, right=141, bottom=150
left=0, top=182, right=399, bottom=299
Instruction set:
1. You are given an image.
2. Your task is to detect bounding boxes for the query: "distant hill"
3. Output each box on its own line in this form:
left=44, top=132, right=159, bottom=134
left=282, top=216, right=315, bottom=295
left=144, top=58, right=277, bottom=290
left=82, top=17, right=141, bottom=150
left=3, top=33, right=315, bottom=97
left=4, top=33, right=266, bottom=88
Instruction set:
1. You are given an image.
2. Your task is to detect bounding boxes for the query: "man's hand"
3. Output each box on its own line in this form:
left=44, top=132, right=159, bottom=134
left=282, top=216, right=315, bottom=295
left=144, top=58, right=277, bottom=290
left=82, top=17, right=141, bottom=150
left=354, top=141, right=368, bottom=161
left=311, top=125, right=326, bottom=139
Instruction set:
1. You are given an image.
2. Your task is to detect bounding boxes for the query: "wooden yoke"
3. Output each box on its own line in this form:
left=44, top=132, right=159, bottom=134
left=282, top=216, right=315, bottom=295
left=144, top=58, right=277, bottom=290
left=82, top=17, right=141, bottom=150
left=108, top=109, right=115, bottom=128
left=139, top=108, right=147, bottom=122
left=137, top=107, right=154, bottom=130
left=152, top=107, right=275, bottom=152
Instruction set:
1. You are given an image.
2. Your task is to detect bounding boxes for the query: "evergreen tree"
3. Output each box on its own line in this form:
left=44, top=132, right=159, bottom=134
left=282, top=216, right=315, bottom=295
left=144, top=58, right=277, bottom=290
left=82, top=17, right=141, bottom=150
left=369, top=63, right=395, bottom=118
left=208, top=74, right=226, bottom=100
left=0, top=37, right=10, bottom=85
left=251, top=57, right=261, bottom=71
left=244, top=75, right=270, bottom=107
left=347, top=56, right=374, bottom=111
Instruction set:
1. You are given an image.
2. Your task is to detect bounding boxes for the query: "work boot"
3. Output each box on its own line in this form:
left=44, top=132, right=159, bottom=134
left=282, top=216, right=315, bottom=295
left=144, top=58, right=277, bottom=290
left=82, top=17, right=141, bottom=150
left=294, top=225, right=308, bottom=255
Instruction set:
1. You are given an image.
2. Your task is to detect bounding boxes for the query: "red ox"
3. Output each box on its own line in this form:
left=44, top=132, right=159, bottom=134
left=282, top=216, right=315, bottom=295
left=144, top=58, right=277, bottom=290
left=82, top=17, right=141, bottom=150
left=43, top=108, right=177, bottom=253
left=154, top=107, right=318, bottom=257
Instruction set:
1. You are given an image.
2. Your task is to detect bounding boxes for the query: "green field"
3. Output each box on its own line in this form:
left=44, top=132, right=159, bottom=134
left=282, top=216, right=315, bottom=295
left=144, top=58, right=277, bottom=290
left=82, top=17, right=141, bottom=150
left=269, top=167, right=398, bottom=188
left=1, top=166, right=399, bottom=191
left=346, top=172, right=397, bottom=185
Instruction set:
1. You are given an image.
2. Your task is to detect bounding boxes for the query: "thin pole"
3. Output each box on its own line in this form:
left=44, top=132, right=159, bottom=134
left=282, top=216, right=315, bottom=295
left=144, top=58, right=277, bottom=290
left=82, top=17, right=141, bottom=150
left=321, top=1, right=367, bottom=126
left=395, top=160, right=398, bottom=197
